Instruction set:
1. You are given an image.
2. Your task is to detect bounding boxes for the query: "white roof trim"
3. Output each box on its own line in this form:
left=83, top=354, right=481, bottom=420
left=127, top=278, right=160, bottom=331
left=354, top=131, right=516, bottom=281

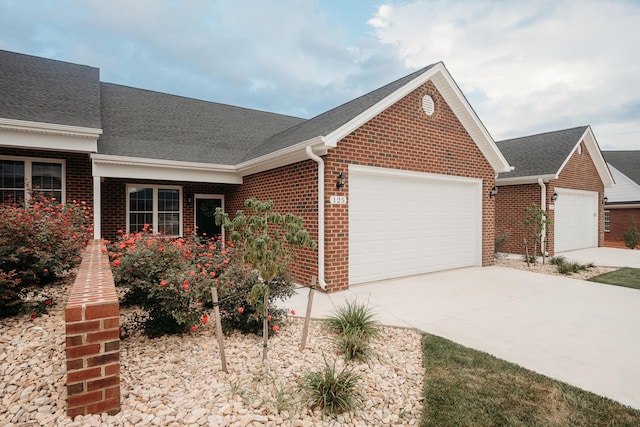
left=236, top=136, right=327, bottom=177
left=91, top=154, right=241, bottom=184
left=496, top=174, right=556, bottom=186
left=0, top=117, right=102, bottom=138
left=556, top=126, right=614, bottom=187
left=322, top=63, right=512, bottom=173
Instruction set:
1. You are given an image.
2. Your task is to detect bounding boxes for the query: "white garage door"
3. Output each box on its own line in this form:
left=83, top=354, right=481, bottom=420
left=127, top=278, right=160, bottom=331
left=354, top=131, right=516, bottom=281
left=348, top=165, right=482, bottom=285
left=554, top=188, right=598, bottom=252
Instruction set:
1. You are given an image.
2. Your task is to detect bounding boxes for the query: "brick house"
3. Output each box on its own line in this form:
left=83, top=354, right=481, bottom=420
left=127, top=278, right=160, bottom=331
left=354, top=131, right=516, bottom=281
left=602, top=151, right=640, bottom=246
left=0, top=49, right=512, bottom=291
left=495, top=126, right=614, bottom=257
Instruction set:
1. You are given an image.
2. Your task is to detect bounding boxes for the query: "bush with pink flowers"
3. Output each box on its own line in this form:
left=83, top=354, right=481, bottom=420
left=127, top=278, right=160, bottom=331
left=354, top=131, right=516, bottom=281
left=0, top=193, right=92, bottom=317
left=107, top=229, right=228, bottom=337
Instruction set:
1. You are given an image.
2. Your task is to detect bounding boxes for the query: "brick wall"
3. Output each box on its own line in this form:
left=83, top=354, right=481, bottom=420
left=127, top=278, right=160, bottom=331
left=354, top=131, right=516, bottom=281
left=64, top=240, right=120, bottom=418
left=236, top=81, right=496, bottom=291
left=226, top=161, right=320, bottom=287
left=0, top=147, right=93, bottom=206
left=496, top=141, right=605, bottom=256
left=606, top=207, right=640, bottom=244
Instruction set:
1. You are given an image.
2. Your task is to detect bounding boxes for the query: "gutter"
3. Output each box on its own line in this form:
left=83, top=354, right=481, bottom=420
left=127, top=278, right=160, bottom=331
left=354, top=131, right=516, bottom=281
left=538, top=178, right=547, bottom=256
left=305, top=146, right=328, bottom=290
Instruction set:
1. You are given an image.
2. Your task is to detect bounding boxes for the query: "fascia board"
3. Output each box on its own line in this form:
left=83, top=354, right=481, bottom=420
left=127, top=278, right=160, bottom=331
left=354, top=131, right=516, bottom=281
left=496, top=175, right=556, bottom=186
left=236, top=136, right=327, bottom=177
left=606, top=203, right=640, bottom=209
left=91, top=154, right=242, bottom=184
left=0, top=117, right=103, bottom=138
left=556, top=127, right=615, bottom=187
left=0, top=126, right=99, bottom=153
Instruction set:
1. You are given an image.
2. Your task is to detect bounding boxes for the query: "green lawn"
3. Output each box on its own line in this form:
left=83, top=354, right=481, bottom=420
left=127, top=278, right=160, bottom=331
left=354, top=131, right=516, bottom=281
left=588, top=268, right=640, bottom=290
left=421, top=334, right=640, bottom=426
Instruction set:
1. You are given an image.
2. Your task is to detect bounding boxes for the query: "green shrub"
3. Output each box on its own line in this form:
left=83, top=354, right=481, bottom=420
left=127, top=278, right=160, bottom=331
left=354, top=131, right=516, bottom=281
left=624, top=219, right=640, bottom=249
left=0, top=194, right=92, bottom=315
left=550, top=256, right=594, bottom=275
left=215, top=260, right=293, bottom=336
left=300, top=360, right=363, bottom=416
left=0, top=270, right=22, bottom=317
left=325, top=299, right=380, bottom=340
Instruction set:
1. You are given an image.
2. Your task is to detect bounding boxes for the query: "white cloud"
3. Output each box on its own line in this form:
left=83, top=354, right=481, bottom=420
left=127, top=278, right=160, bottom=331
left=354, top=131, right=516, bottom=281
left=369, top=0, right=640, bottom=149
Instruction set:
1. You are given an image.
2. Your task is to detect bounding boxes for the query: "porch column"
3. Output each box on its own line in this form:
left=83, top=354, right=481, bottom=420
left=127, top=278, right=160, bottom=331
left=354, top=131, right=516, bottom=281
left=93, top=175, right=101, bottom=239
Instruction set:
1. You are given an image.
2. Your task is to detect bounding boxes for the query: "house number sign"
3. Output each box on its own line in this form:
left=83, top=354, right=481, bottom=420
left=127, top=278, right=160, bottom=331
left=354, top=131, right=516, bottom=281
left=330, top=195, right=347, bottom=205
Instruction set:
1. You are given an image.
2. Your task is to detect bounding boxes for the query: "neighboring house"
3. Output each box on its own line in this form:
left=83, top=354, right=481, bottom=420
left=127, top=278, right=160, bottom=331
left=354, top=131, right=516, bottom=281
left=0, top=49, right=511, bottom=292
left=495, top=126, right=614, bottom=257
left=602, top=151, right=640, bottom=245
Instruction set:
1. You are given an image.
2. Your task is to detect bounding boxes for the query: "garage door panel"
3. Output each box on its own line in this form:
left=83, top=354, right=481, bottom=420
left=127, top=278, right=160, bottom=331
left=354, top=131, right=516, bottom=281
left=348, top=166, right=482, bottom=285
left=554, top=188, right=598, bottom=252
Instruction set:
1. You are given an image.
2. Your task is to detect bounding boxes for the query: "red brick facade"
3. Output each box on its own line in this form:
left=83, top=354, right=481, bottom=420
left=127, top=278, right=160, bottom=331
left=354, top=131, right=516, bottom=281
left=2, top=82, right=499, bottom=293
left=495, top=141, right=605, bottom=256
left=234, top=81, right=496, bottom=291
left=606, top=207, right=640, bottom=245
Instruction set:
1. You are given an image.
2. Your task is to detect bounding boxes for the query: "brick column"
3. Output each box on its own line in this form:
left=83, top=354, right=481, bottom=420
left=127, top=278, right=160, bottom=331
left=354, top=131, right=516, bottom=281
left=65, top=240, right=120, bottom=418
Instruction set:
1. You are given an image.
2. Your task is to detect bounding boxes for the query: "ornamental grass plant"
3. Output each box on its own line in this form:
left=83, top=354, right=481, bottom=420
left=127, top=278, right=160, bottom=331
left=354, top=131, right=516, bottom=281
left=300, top=360, right=363, bottom=417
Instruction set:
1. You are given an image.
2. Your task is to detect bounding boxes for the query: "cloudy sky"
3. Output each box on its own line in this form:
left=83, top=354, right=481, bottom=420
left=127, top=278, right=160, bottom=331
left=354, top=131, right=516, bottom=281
left=1, top=0, right=639, bottom=150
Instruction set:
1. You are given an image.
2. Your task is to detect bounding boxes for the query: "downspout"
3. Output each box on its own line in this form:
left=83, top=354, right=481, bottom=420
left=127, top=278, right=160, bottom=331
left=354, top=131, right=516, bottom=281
left=305, top=146, right=329, bottom=290
left=538, top=178, right=547, bottom=256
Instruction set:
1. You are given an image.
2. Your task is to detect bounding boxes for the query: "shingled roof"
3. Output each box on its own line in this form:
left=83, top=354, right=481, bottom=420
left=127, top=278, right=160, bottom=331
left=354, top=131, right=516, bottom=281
left=0, top=50, right=101, bottom=129
left=98, top=83, right=304, bottom=164
left=496, top=126, right=590, bottom=179
left=603, top=151, right=640, bottom=186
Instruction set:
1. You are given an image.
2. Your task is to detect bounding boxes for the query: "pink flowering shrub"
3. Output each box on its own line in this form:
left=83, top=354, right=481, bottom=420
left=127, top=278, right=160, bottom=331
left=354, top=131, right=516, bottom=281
left=108, top=227, right=294, bottom=337
left=107, top=228, right=229, bottom=337
left=0, top=194, right=92, bottom=316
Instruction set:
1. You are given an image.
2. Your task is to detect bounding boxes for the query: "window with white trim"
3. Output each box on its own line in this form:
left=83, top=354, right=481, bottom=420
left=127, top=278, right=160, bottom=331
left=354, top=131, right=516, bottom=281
left=127, top=185, right=182, bottom=236
left=604, top=210, right=610, bottom=232
left=0, top=156, right=64, bottom=203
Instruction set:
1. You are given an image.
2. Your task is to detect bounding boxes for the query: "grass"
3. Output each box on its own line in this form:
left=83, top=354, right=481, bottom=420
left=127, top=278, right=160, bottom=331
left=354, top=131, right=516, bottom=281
left=421, top=334, right=640, bottom=426
left=588, top=268, right=640, bottom=290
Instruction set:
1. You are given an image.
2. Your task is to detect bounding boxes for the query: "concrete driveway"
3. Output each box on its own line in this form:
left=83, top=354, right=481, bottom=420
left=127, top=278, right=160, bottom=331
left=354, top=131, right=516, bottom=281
left=284, top=262, right=640, bottom=410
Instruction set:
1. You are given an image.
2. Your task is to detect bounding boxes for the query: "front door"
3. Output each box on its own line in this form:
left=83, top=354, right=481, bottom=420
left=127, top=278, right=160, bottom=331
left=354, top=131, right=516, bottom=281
left=195, top=196, right=223, bottom=239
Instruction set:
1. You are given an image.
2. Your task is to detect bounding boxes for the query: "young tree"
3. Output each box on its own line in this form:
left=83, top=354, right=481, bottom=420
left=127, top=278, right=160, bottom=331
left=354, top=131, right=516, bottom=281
left=521, top=203, right=551, bottom=264
left=215, top=199, right=316, bottom=360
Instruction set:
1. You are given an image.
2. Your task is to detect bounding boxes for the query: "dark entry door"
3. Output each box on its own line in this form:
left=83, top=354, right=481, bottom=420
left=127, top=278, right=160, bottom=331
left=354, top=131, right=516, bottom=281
left=195, top=198, right=222, bottom=239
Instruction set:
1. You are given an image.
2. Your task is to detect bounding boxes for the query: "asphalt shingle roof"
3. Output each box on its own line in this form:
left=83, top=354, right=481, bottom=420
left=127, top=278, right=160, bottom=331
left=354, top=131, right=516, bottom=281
left=496, top=126, right=589, bottom=179
left=98, top=83, right=305, bottom=164
left=244, top=64, right=437, bottom=161
left=603, top=151, right=640, bottom=186
left=0, top=50, right=101, bottom=129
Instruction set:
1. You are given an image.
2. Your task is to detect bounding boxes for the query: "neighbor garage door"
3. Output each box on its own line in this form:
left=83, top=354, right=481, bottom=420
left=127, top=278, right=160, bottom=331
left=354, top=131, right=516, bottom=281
left=348, top=165, right=482, bottom=285
left=553, top=188, right=598, bottom=252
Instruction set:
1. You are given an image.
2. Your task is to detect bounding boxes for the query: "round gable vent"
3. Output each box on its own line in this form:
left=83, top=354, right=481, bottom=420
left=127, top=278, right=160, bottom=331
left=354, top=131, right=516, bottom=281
left=422, top=95, right=435, bottom=116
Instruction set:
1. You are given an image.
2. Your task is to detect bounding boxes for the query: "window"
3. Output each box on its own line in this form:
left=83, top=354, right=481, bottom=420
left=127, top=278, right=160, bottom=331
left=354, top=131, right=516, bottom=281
left=0, top=157, right=64, bottom=203
left=604, top=210, right=610, bottom=232
left=127, top=185, right=182, bottom=236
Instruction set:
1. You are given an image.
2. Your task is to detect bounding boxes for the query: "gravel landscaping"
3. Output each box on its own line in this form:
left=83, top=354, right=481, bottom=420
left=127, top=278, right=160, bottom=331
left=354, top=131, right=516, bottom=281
left=0, top=280, right=423, bottom=426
